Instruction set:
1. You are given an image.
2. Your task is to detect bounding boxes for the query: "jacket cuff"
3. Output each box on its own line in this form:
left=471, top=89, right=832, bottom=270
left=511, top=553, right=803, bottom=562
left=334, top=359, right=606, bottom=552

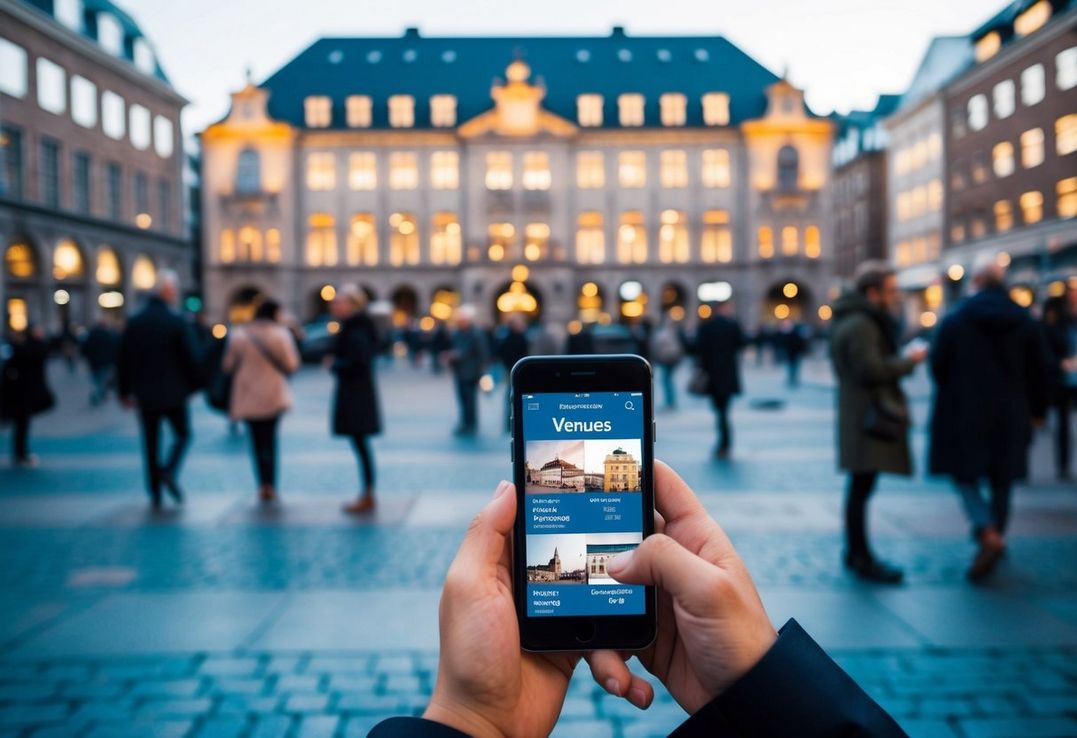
left=368, top=716, right=472, bottom=738
left=670, top=618, right=906, bottom=738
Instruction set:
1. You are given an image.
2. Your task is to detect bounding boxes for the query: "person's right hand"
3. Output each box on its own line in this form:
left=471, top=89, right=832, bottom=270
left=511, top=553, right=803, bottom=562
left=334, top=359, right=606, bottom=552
left=586, top=461, right=777, bottom=715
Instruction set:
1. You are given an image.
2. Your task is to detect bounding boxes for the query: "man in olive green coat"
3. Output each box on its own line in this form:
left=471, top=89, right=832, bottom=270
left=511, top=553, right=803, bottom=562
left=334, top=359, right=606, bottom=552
left=829, top=261, right=926, bottom=583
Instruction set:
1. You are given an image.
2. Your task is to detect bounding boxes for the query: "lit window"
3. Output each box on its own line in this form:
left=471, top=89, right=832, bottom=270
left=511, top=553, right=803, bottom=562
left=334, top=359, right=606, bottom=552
left=659, top=93, right=686, bottom=127
left=97, top=13, right=123, bottom=56
left=1014, top=0, right=1050, bottom=36
left=389, top=212, right=419, bottom=265
left=348, top=152, right=377, bottom=190
left=660, top=150, right=688, bottom=188
left=388, top=95, right=414, bottom=128
left=4, top=242, right=35, bottom=279
left=1056, top=115, right=1077, bottom=156
left=346, top=95, right=371, bottom=128
left=487, top=223, right=514, bottom=261
left=524, top=223, right=550, bottom=261
left=154, top=116, right=174, bottom=158
left=967, top=94, right=988, bottom=131
left=804, top=225, right=821, bottom=258
left=912, top=140, right=928, bottom=169
left=1021, top=64, right=1045, bottom=106
left=618, top=151, right=646, bottom=188
left=576, top=151, right=605, bottom=189
left=95, top=247, right=120, bottom=286
left=304, top=96, right=331, bottom=128
left=70, top=75, right=97, bottom=128
left=702, top=149, right=730, bottom=188
left=781, top=226, right=798, bottom=255
left=486, top=151, right=513, bottom=190
left=928, top=132, right=942, bottom=160
left=1058, top=48, right=1077, bottom=91
left=700, top=210, right=731, bottom=263
left=306, top=213, right=338, bottom=266
left=1019, top=191, right=1043, bottom=224
left=347, top=214, right=378, bottom=266
left=238, top=226, right=263, bottom=262
left=0, top=39, right=28, bottom=98
left=1058, top=178, right=1077, bottom=218
left=896, top=191, right=910, bottom=222
left=658, top=209, right=689, bottom=263
left=576, top=211, right=605, bottom=264
left=102, top=91, right=124, bottom=140
left=523, top=151, right=551, bottom=191
left=912, top=185, right=927, bottom=217
left=975, top=31, right=1000, bottom=62
left=617, top=211, right=647, bottom=263
left=951, top=224, right=966, bottom=243
left=993, top=80, right=1015, bottom=118
left=993, top=141, right=1015, bottom=177
left=36, top=57, right=66, bottom=115
left=306, top=152, right=336, bottom=191
left=1020, top=128, right=1044, bottom=168
left=757, top=226, right=774, bottom=259
left=618, top=94, right=644, bottom=127
left=928, top=179, right=943, bottom=210
left=236, top=148, right=261, bottom=194
left=430, top=212, right=461, bottom=265
left=994, top=200, right=1013, bottom=232
left=577, top=94, right=603, bottom=127
left=219, top=229, right=235, bottom=263
left=430, top=150, right=459, bottom=190
left=129, top=104, right=151, bottom=150
left=388, top=152, right=418, bottom=190
left=266, top=228, right=281, bottom=263
left=430, top=94, right=456, bottom=127
left=702, top=92, right=729, bottom=126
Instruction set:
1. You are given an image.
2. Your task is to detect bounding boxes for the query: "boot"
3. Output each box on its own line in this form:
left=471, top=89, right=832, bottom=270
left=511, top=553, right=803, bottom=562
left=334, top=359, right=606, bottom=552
left=967, top=526, right=1005, bottom=582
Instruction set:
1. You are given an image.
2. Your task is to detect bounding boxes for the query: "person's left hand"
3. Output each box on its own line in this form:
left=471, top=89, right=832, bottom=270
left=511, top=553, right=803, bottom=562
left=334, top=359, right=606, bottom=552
left=424, top=481, right=582, bottom=737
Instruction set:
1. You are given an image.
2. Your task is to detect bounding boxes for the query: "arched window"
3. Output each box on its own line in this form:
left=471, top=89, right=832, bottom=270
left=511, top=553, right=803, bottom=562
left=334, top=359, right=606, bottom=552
left=777, top=145, right=799, bottom=190
left=236, top=148, right=262, bottom=194
left=53, top=239, right=85, bottom=280
left=4, top=242, right=37, bottom=279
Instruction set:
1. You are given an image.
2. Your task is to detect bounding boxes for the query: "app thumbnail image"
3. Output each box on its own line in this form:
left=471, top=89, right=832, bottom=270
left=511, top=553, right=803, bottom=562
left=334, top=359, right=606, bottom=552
left=585, top=532, right=643, bottom=585
left=525, top=440, right=586, bottom=493
left=526, top=533, right=587, bottom=584
left=584, top=439, right=643, bottom=492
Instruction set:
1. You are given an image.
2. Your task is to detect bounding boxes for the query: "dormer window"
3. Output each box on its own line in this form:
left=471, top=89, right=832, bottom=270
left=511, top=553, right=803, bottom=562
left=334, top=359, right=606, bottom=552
left=346, top=95, right=371, bottom=128
left=618, top=94, right=644, bottom=127
left=389, top=95, right=415, bottom=128
left=702, top=92, right=730, bottom=126
left=97, top=13, right=124, bottom=56
left=430, top=95, right=457, bottom=127
left=975, top=31, right=1001, bottom=63
left=133, top=39, right=155, bottom=74
left=577, top=94, right=603, bottom=127
left=305, top=96, right=331, bottom=128
left=54, top=0, right=82, bottom=31
left=1015, top=0, right=1050, bottom=37
left=660, top=93, right=686, bottom=127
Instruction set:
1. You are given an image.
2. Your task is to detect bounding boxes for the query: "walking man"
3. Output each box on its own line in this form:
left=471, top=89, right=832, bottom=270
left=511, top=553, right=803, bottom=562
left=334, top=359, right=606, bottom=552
left=694, top=300, right=746, bottom=458
left=444, top=305, right=488, bottom=437
left=830, top=261, right=926, bottom=583
left=118, top=270, right=202, bottom=508
left=929, top=256, right=1049, bottom=581
left=82, top=316, right=120, bottom=405
left=496, top=313, right=529, bottom=432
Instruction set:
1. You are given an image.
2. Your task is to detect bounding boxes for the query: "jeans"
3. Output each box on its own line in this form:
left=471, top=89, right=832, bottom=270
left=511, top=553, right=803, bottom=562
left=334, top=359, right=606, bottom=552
left=138, top=405, right=190, bottom=499
left=844, top=472, right=878, bottom=559
left=711, top=394, right=732, bottom=451
left=660, top=363, right=677, bottom=409
left=246, top=416, right=280, bottom=487
left=455, top=376, right=479, bottom=431
left=351, top=433, right=376, bottom=494
left=955, top=475, right=1013, bottom=538
left=786, top=357, right=801, bottom=388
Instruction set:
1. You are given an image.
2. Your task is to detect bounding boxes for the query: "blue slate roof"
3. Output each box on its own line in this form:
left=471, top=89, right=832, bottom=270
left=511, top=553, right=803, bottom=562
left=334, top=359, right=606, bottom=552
left=971, top=0, right=1072, bottom=43
left=260, top=28, right=781, bottom=130
left=896, top=35, right=972, bottom=110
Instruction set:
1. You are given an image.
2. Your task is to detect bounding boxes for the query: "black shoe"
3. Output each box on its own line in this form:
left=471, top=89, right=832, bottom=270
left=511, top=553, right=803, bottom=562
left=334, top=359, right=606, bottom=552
left=844, top=553, right=904, bottom=584
left=162, top=475, right=184, bottom=504
left=149, top=491, right=163, bottom=510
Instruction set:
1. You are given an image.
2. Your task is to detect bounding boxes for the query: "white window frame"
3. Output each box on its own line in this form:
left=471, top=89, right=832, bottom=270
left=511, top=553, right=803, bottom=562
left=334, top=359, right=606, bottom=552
left=430, top=94, right=456, bottom=127
left=71, top=75, right=97, bottom=128
left=129, top=104, right=151, bottom=151
left=36, top=57, right=66, bottom=115
left=153, top=115, right=174, bottom=158
left=102, top=90, right=125, bottom=140
left=993, top=80, right=1015, bottom=119
left=0, top=38, right=28, bottom=99
left=304, top=96, right=332, bottom=128
left=346, top=95, right=372, bottom=128
left=702, top=92, right=730, bottom=126
left=1021, top=64, right=1045, bottom=106
left=577, top=94, right=603, bottom=127
left=618, top=94, right=644, bottom=127
left=388, top=95, right=415, bottom=128
left=1057, top=48, right=1077, bottom=91
left=659, top=93, right=687, bottom=127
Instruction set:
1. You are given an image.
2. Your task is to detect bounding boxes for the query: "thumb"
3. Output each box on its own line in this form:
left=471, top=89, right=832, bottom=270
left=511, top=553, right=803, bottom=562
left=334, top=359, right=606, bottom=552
left=448, top=481, right=516, bottom=583
left=607, top=533, right=721, bottom=612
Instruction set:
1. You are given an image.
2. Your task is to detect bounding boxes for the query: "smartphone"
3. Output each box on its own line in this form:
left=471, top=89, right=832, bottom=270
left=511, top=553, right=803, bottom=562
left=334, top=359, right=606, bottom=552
left=510, top=354, right=657, bottom=651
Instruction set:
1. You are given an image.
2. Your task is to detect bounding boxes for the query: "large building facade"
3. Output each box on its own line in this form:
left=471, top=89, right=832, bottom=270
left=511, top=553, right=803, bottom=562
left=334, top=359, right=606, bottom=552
left=201, top=29, right=834, bottom=330
left=0, top=0, right=189, bottom=333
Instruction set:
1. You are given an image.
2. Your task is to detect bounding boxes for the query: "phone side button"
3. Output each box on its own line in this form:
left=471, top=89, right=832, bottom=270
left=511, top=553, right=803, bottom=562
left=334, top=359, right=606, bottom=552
left=510, top=439, right=515, bottom=463
left=575, top=622, right=596, bottom=645
left=653, top=421, right=657, bottom=443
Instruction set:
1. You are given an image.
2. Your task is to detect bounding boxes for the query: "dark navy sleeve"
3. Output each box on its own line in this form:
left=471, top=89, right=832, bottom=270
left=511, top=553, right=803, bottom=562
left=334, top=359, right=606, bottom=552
left=670, top=619, right=907, bottom=738
left=368, top=716, right=471, bottom=738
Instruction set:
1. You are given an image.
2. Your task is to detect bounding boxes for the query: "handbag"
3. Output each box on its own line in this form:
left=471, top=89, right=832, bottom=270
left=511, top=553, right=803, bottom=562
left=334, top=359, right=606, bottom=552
left=862, top=398, right=907, bottom=442
left=687, top=366, right=711, bottom=396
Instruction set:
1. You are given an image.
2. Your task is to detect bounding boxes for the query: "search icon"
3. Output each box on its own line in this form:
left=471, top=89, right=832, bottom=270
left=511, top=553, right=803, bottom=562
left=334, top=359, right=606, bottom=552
left=624, top=400, right=635, bottom=410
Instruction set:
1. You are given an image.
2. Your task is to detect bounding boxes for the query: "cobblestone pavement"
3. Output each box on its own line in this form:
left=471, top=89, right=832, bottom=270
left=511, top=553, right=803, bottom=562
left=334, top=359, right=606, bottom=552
left=1, top=355, right=1075, bottom=738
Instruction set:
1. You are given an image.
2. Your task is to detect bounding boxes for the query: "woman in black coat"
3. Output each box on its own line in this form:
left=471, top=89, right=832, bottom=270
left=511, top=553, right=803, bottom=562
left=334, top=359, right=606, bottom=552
left=329, top=286, right=382, bottom=514
left=1, top=326, right=55, bottom=466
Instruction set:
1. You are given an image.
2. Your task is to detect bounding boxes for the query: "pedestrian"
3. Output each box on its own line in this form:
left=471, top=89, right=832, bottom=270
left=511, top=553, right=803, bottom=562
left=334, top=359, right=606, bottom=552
left=429, top=321, right=451, bottom=374
left=929, top=257, right=1049, bottom=581
left=443, top=304, right=489, bottom=437
left=81, top=316, right=120, bottom=405
left=1041, top=292, right=1076, bottom=480
left=650, top=313, right=686, bottom=409
left=328, top=285, right=382, bottom=514
left=0, top=325, right=54, bottom=467
left=829, top=261, right=926, bottom=583
left=778, top=319, right=809, bottom=388
left=117, top=270, right=202, bottom=508
left=222, top=299, right=300, bottom=503
left=497, top=313, right=530, bottom=432
left=694, top=300, right=746, bottom=458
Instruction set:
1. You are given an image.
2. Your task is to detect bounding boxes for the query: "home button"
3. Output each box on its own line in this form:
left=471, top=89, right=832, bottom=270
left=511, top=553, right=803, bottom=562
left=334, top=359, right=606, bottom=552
left=574, top=622, right=596, bottom=644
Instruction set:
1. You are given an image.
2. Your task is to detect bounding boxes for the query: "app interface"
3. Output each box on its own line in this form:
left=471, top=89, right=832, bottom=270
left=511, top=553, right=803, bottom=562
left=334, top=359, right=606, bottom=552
left=521, top=391, right=646, bottom=618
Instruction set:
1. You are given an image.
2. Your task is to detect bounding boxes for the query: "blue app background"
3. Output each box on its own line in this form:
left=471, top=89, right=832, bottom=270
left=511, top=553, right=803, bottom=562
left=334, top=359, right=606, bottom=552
left=522, top=391, right=646, bottom=618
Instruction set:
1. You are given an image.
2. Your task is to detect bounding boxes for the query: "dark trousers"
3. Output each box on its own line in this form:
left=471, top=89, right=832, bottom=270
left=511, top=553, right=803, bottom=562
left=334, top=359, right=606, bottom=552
left=844, top=472, right=878, bottom=559
left=351, top=433, right=376, bottom=494
left=711, top=394, right=732, bottom=451
left=660, top=363, right=677, bottom=409
left=246, top=416, right=280, bottom=487
left=455, top=376, right=479, bottom=431
left=955, top=474, right=1013, bottom=538
left=138, top=404, right=190, bottom=499
left=11, top=412, right=30, bottom=461
left=786, top=357, right=801, bottom=388
left=1056, top=388, right=1075, bottom=477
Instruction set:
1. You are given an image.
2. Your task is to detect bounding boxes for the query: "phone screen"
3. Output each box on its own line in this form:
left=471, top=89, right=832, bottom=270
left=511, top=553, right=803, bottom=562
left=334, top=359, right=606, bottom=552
left=520, top=391, right=646, bottom=618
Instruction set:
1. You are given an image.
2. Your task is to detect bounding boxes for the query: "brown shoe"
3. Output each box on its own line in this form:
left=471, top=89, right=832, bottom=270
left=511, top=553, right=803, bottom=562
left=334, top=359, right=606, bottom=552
left=343, top=495, right=376, bottom=515
left=967, top=526, right=1005, bottom=582
left=258, top=485, right=276, bottom=503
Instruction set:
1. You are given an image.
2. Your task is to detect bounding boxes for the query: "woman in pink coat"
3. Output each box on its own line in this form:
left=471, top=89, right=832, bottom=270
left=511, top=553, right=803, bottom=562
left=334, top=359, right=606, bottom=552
left=223, top=299, right=300, bottom=502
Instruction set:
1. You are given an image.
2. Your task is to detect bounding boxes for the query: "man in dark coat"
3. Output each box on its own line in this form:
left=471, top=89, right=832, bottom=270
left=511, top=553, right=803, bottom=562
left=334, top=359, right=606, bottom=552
left=82, top=317, right=120, bottom=405
left=694, top=301, right=746, bottom=458
left=829, top=261, right=926, bottom=583
left=444, top=305, right=489, bottom=437
left=1041, top=292, right=1076, bottom=480
left=496, top=313, right=529, bottom=433
left=929, top=258, right=1050, bottom=581
left=0, top=326, right=54, bottom=466
left=330, top=286, right=382, bottom=515
left=117, top=271, right=202, bottom=508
